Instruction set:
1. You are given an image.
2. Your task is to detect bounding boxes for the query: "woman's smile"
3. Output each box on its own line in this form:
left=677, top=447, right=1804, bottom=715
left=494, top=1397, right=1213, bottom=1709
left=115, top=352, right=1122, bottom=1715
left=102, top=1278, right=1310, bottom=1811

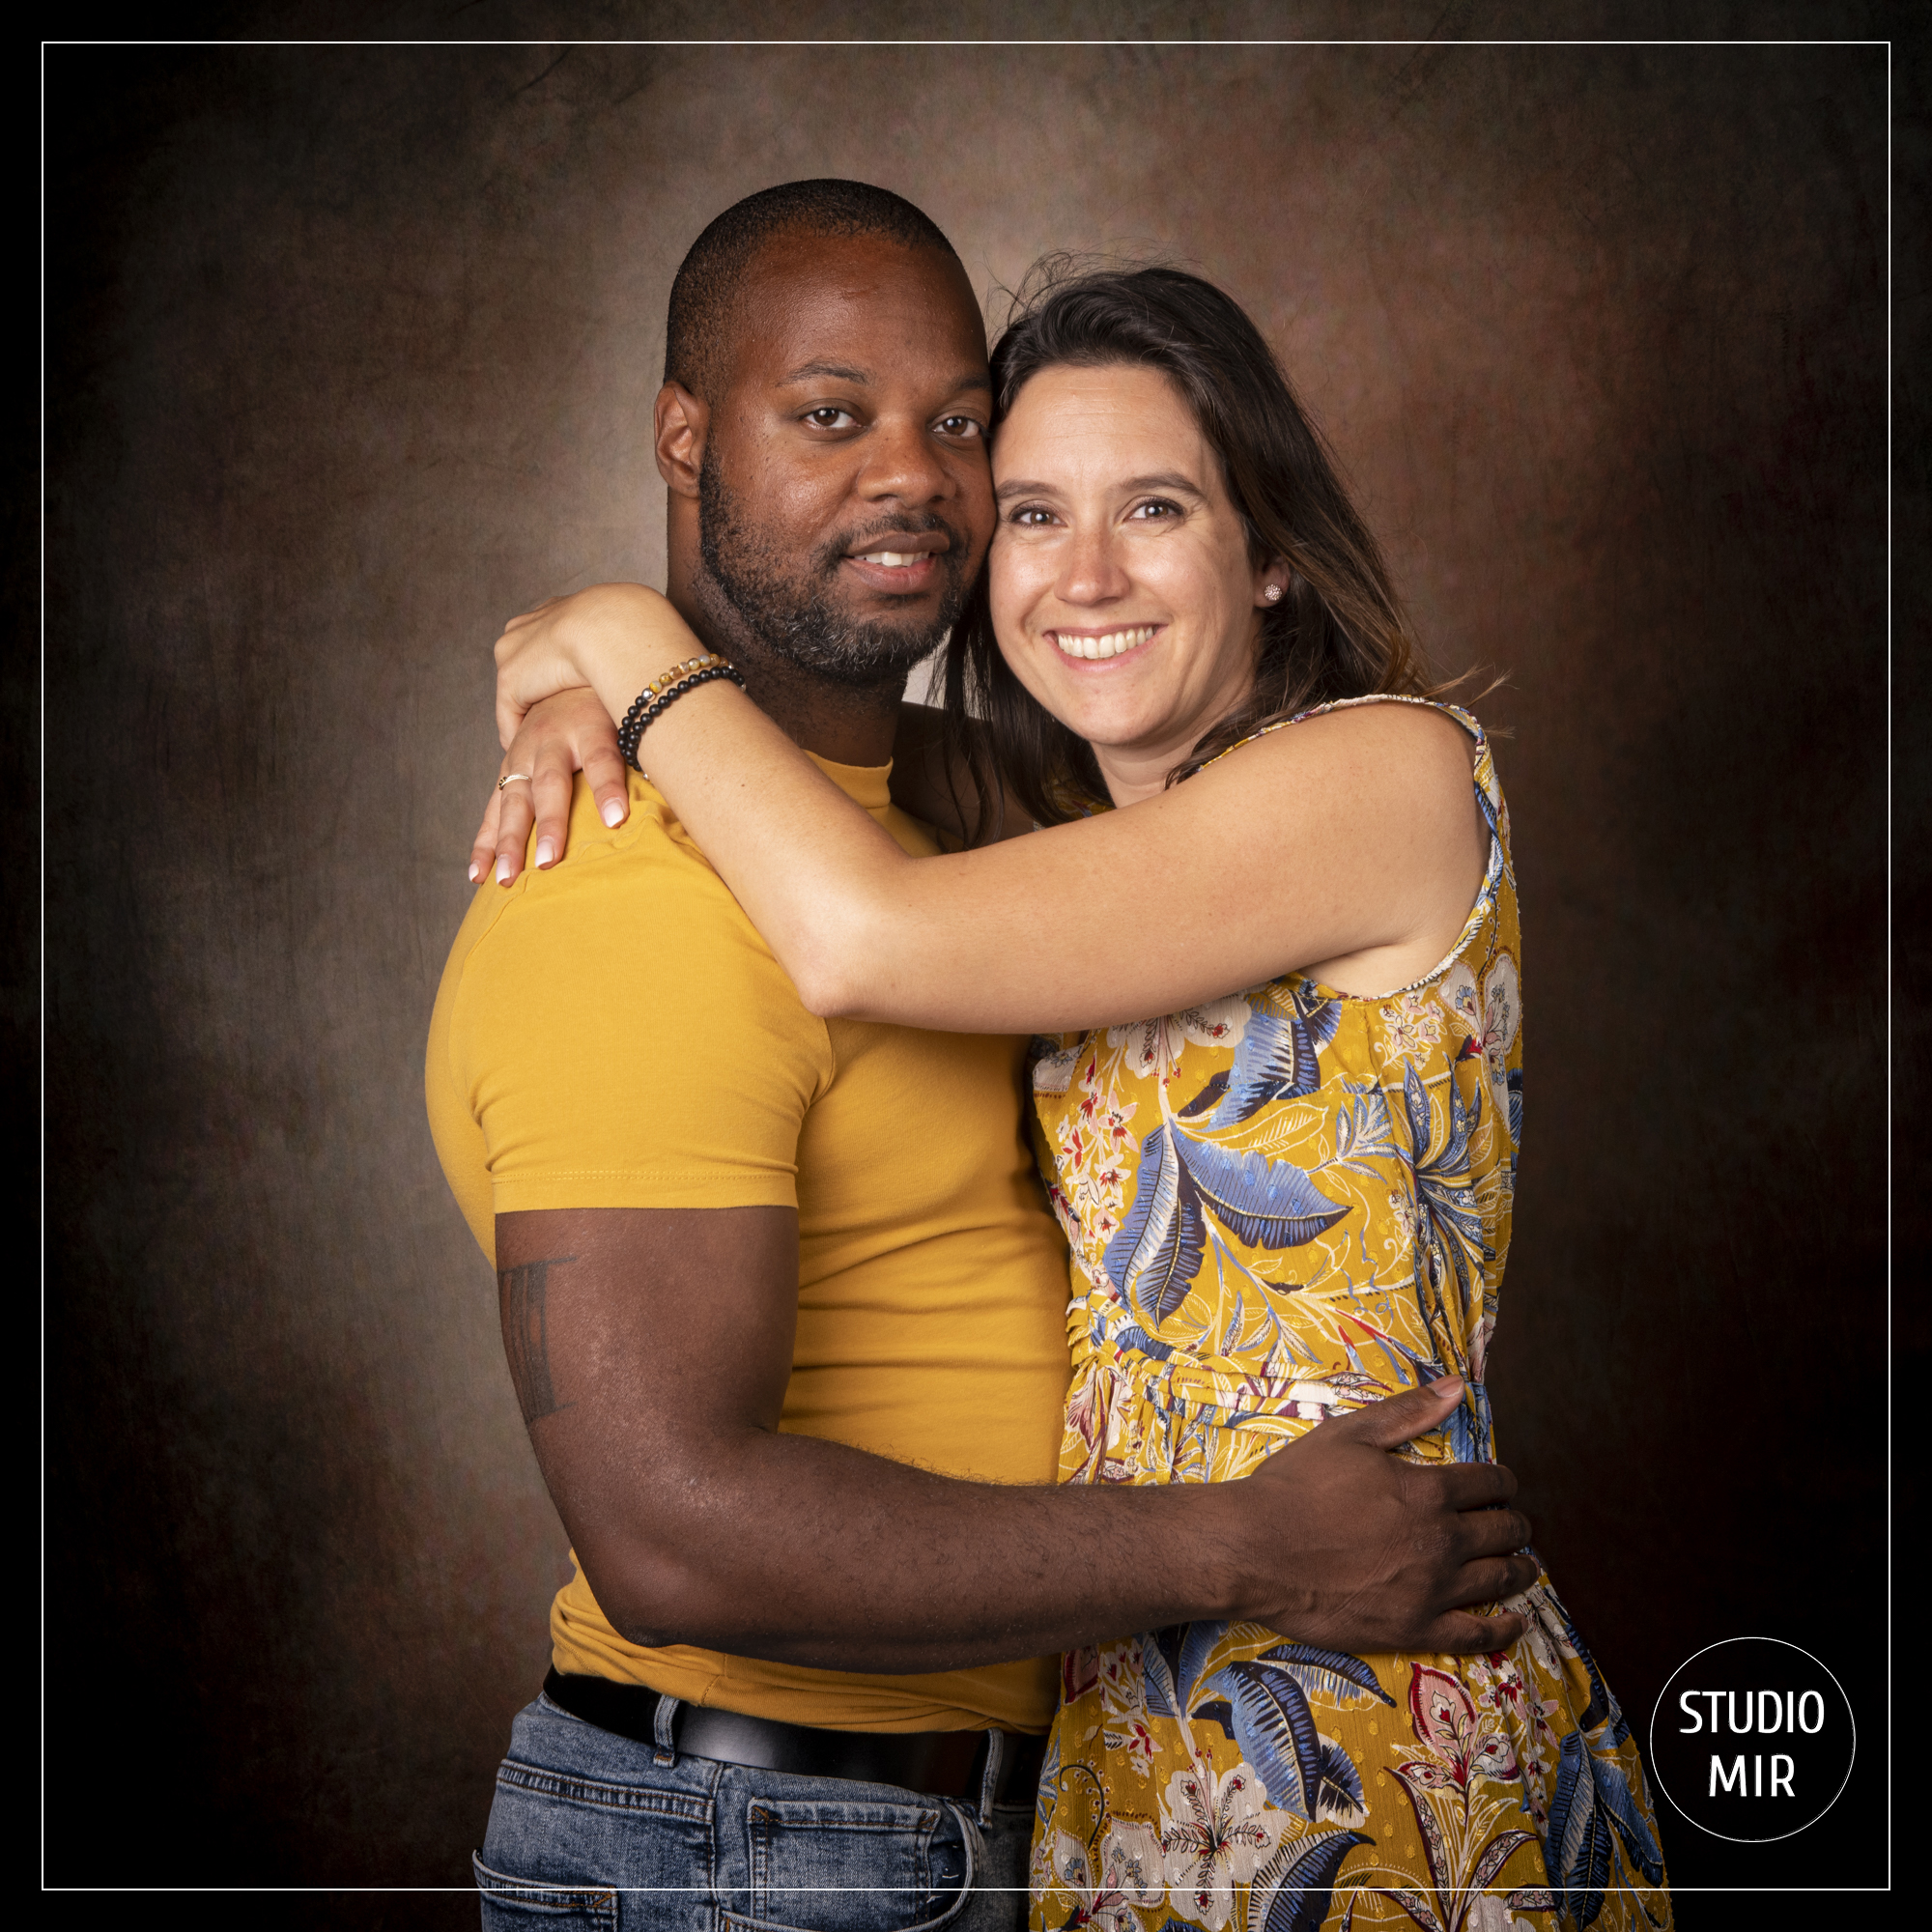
left=1048, top=622, right=1163, bottom=664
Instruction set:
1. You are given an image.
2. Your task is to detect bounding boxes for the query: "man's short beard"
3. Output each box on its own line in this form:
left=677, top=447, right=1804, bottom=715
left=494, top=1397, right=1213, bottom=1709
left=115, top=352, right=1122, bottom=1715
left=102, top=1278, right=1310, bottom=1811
left=697, top=461, right=972, bottom=692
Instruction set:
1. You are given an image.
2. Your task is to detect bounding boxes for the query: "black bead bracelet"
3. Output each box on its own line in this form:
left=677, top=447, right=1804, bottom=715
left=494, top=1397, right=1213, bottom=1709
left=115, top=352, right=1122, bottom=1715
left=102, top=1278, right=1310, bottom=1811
left=617, top=662, right=747, bottom=772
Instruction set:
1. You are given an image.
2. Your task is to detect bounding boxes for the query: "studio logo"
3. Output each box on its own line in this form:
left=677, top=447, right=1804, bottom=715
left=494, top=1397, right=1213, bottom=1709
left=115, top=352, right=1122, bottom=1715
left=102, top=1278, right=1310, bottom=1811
left=1648, top=1636, right=1855, bottom=1843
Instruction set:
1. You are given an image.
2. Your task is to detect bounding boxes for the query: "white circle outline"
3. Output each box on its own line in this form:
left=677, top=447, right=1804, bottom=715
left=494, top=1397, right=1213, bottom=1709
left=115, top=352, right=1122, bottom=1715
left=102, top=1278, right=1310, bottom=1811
left=1646, top=1635, right=1857, bottom=1844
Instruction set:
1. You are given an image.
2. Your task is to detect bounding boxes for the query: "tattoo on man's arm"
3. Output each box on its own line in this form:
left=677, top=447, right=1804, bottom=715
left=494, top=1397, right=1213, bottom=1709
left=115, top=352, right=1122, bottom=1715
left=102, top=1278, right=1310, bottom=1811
left=499, top=1255, right=578, bottom=1425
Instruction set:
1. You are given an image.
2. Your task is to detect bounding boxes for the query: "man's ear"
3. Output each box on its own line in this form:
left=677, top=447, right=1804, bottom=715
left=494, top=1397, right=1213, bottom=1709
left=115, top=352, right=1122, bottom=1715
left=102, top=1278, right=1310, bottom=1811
left=655, top=382, right=707, bottom=497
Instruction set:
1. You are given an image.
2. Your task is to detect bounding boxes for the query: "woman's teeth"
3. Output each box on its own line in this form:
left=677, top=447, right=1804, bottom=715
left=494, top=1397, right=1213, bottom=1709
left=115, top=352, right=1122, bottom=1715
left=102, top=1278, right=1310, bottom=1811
left=1054, top=625, right=1155, bottom=661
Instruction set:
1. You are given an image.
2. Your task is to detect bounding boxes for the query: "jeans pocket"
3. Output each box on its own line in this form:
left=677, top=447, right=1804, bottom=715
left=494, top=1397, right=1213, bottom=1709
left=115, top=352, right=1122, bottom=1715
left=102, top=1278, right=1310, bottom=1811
left=725, top=1795, right=978, bottom=1932
left=474, top=1850, right=620, bottom=1930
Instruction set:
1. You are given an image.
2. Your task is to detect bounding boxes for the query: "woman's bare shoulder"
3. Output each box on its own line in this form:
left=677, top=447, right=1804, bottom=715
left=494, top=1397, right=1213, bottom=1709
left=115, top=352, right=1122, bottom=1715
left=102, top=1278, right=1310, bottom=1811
left=1203, top=697, right=1478, bottom=805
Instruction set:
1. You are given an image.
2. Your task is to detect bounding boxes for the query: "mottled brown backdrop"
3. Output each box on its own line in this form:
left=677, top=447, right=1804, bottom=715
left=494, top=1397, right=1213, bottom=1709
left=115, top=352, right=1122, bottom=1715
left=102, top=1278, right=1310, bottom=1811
left=45, top=6, right=1908, bottom=1919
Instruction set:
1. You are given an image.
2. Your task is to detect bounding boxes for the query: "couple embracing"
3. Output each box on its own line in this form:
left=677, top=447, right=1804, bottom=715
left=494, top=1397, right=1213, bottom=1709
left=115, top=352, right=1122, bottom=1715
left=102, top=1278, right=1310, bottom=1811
left=426, top=178, right=1670, bottom=1932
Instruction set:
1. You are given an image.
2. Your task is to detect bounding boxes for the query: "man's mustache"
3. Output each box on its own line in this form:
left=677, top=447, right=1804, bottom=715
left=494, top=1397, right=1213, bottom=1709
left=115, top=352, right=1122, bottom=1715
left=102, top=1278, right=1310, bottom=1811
left=811, top=513, right=973, bottom=577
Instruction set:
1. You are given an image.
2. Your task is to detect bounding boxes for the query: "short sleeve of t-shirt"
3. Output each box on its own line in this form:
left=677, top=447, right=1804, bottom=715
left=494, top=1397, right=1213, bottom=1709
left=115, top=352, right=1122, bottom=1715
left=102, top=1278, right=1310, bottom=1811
left=428, top=775, right=834, bottom=1259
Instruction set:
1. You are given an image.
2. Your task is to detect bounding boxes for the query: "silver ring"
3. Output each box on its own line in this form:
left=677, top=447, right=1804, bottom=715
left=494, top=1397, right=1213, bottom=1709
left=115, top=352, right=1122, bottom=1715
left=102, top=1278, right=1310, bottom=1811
left=497, top=771, right=534, bottom=790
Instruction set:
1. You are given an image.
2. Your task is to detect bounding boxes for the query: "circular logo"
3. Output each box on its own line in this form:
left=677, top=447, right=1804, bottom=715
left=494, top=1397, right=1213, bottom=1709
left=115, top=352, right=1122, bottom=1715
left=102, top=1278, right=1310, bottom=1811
left=1648, top=1636, right=1855, bottom=1843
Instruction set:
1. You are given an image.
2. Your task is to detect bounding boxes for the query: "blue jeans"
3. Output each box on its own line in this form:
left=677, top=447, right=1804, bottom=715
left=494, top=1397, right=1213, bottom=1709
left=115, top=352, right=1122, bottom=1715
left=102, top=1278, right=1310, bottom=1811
left=475, top=1689, right=1033, bottom=1931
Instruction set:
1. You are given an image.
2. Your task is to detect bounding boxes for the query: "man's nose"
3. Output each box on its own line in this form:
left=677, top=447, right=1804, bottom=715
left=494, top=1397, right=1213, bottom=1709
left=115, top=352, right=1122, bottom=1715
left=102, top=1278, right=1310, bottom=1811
left=854, top=414, right=953, bottom=505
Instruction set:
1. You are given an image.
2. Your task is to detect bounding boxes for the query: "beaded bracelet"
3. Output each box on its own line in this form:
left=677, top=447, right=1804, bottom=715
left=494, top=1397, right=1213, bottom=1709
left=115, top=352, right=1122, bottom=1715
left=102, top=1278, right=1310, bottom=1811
left=617, top=660, right=747, bottom=773
left=615, top=653, right=725, bottom=763
left=616, top=654, right=725, bottom=769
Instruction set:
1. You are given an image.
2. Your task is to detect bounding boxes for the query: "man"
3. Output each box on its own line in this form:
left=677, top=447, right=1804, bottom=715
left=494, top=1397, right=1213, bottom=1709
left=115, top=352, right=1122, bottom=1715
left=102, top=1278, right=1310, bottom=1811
left=427, top=180, right=1534, bottom=1930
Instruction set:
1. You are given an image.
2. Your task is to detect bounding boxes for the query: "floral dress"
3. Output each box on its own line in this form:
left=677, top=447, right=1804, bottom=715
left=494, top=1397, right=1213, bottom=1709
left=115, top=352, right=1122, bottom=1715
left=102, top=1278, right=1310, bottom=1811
left=1026, top=699, right=1670, bottom=1932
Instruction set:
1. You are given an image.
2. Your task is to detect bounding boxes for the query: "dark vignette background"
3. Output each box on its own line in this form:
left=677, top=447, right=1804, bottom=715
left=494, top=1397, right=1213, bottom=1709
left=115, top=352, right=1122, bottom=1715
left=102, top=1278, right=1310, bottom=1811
left=43, top=4, right=1918, bottom=1921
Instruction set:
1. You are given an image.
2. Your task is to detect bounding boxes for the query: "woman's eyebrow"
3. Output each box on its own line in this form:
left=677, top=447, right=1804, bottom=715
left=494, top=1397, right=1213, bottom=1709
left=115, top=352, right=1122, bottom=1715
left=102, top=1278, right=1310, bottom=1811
left=994, top=470, right=1207, bottom=500
left=1120, top=471, right=1208, bottom=497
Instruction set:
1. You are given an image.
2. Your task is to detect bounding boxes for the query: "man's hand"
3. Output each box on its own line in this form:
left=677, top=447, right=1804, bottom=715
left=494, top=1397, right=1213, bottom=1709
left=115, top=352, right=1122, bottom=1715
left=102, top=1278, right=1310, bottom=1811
left=1228, top=1378, right=1536, bottom=1655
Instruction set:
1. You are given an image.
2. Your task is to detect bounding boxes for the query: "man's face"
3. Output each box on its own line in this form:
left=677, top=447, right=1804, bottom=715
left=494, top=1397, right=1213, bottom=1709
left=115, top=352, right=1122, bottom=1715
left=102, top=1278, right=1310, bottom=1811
left=696, top=233, right=995, bottom=689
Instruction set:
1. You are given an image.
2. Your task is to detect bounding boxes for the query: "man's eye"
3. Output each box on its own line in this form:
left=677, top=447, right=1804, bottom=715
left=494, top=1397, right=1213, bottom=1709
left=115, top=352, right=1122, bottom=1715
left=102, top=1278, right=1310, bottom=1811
left=805, top=408, right=857, bottom=429
left=936, top=415, right=984, bottom=439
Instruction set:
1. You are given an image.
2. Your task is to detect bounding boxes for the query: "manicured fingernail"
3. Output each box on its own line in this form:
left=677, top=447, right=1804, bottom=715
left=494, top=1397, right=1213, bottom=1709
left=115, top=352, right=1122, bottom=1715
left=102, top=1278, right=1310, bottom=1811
left=468, top=862, right=480, bottom=883
left=496, top=855, right=513, bottom=885
left=535, top=838, right=555, bottom=868
left=601, top=797, right=625, bottom=828
left=1435, top=1376, right=1464, bottom=1401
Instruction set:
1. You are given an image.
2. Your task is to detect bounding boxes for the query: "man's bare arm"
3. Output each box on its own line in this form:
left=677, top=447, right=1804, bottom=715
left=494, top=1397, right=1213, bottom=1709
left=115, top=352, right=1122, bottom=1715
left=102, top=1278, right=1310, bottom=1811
left=501, top=1206, right=1538, bottom=1672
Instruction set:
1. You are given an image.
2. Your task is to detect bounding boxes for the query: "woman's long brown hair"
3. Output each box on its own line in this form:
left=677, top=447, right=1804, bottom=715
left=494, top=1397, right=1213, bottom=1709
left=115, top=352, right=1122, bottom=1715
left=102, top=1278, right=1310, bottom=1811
left=941, top=261, right=1434, bottom=842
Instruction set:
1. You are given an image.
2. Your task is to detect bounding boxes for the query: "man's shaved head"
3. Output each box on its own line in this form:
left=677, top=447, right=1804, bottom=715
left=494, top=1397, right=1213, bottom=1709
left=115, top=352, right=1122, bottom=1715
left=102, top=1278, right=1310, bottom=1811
left=664, top=179, right=963, bottom=404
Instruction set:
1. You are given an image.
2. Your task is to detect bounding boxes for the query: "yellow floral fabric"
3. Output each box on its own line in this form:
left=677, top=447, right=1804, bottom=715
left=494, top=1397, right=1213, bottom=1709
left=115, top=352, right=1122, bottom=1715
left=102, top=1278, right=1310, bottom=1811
left=1027, top=699, right=1670, bottom=1932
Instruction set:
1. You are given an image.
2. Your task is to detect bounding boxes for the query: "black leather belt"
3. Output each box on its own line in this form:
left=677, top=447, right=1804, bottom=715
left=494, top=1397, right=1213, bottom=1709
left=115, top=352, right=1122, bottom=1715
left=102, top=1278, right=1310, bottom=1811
left=542, top=1669, right=1046, bottom=1807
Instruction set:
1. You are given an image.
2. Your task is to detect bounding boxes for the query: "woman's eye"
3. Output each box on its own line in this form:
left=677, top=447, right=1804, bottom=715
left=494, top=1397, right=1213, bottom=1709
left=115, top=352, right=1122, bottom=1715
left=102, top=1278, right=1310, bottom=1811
left=1128, top=498, right=1181, bottom=521
left=805, top=408, right=857, bottom=430
left=1009, top=506, right=1058, bottom=527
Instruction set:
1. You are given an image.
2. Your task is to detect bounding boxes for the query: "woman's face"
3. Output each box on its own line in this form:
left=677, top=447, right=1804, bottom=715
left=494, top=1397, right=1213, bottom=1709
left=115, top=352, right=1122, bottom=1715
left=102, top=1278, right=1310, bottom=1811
left=987, top=362, right=1281, bottom=804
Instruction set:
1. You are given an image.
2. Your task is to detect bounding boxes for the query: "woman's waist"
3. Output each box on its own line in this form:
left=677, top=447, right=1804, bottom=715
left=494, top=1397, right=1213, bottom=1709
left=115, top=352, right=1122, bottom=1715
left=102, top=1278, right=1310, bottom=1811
left=1070, top=1341, right=1373, bottom=1427
left=1066, top=1305, right=1466, bottom=1423
left=1063, top=1325, right=1493, bottom=1472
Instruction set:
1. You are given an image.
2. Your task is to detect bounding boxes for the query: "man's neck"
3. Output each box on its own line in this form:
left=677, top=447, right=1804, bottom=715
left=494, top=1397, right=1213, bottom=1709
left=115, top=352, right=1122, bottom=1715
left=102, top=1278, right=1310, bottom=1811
left=667, top=574, right=904, bottom=769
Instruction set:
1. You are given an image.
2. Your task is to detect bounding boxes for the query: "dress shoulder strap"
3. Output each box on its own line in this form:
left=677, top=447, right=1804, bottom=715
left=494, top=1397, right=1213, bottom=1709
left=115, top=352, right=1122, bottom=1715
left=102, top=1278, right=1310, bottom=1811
left=1198, top=691, right=1482, bottom=762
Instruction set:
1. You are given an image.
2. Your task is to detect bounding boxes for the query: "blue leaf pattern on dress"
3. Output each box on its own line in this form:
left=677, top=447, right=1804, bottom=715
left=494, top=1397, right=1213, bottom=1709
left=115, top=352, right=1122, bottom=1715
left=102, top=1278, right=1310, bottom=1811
left=1183, top=1133, right=1350, bottom=1253
left=1313, top=1739, right=1365, bottom=1823
left=1255, top=1830, right=1370, bottom=1932
left=1548, top=1729, right=1614, bottom=1926
left=1211, top=1660, right=1327, bottom=1820
left=1252, top=1643, right=1396, bottom=1707
left=1105, top=1124, right=1208, bottom=1329
left=1202, top=1004, right=1322, bottom=1125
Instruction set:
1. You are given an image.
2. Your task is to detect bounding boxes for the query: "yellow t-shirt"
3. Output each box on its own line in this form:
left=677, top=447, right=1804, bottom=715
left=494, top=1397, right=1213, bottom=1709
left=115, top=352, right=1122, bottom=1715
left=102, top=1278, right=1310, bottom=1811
left=424, top=754, right=1070, bottom=1733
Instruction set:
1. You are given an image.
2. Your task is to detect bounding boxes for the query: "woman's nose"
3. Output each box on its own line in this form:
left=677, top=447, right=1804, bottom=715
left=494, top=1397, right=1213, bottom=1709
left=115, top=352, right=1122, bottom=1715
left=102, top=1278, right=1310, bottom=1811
left=1056, top=528, right=1130, bottom=607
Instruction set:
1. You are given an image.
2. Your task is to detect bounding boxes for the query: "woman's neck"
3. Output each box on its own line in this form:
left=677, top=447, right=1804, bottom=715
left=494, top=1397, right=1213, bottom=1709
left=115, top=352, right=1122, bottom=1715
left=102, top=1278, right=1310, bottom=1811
left=1091, top=665, right=1259, bottom=809
left=1093, top=747, right=1180, bottom=810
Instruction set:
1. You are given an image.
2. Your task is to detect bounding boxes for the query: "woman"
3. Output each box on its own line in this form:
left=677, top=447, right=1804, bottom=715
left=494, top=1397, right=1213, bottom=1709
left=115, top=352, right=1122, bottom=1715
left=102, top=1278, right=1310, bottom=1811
left=474, top=268, right=1669, bottom=1932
